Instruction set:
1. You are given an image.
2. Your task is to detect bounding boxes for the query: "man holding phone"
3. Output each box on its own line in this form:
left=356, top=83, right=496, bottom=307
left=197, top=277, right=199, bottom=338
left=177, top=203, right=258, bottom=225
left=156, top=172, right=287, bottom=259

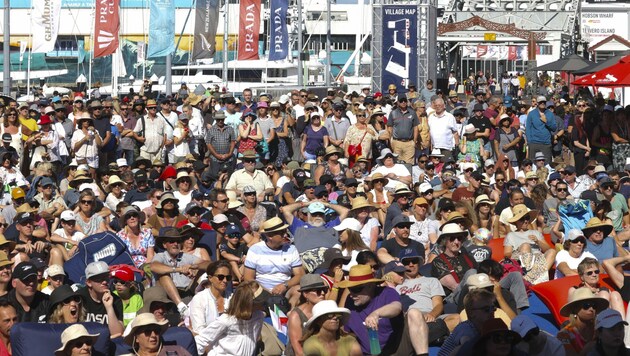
left=525, top=95, right=556, bottom=162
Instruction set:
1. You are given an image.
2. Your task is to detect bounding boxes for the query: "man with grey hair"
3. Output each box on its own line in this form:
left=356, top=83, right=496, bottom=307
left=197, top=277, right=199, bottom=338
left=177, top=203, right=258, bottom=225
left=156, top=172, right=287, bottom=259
left=428, top=97, right=458, bottom=161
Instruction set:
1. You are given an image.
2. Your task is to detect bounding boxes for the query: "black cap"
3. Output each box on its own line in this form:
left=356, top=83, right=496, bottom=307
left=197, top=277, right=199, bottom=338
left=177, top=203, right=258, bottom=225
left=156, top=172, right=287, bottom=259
left=314, top=186, right=328, bottom=197
left=134, top=99, right=145, bottom=106
left=30, top=257, right=47, bottom=270
left=473, top=103, right=485, bottom=112
left=192, top=161, right=207, bottom=172
left=438, top=198, right=455, bottom=212
left=344, top=178, right=359, bottom=187
left=397, top=95, right=408, bottom=102
left=580, top=190, right=601, bottom=204
left=134, top=170, right=148, bottom=183
left=425, top=161, right=435, bottom=169
left=224, top=97, right=236, bottom=105
left=12, top=262, right=38, bottom=281
left=471, top=172, right=484, bottom=181
left=563, top=165, right=576, bottom=174
left=15, top=211, right=35, bottom=224
left=320, top=174, right=334, bottom=186
left=293, top=169, right=307, bottom=182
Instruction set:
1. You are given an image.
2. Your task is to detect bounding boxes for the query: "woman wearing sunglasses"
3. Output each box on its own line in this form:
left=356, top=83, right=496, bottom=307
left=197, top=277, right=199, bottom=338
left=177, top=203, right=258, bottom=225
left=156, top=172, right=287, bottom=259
left=55, top=324, right=99, bottom=356
left=554, top=229, right=596, bottom=279
left=557, top=287, right=609, bottom=355
left=188, top=260, right=232, bottom=335
left=75, top=190, right=107, bottom=236
left=48, top=285, right=86, bottom=324
left=575, top=257, right=625, bottom=319
left=286, top=274, right=329, bottom=356
left=125, top=313, right=189, bottom=356
left=301, top=300, right=362, bottom=356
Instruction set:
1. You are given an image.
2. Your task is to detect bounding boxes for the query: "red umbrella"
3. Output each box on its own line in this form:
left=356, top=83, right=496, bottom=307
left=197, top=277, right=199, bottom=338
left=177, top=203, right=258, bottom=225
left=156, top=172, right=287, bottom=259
left=571, top=54, right=630, bottom=87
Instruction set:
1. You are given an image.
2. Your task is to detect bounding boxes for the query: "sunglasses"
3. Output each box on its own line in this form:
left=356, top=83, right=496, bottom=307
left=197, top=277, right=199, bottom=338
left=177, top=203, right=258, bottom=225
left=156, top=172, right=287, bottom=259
left=367, top=263, right=378, bottom=270
left=496, top=179, right=505, bottom=183
left=309, top=288, right=329, bottom=295
left=244, top=192, right=256, bottom=196
left=402, top=257, right=420, bottom=266
left=126, top=213, right=139, bottom=220
left=243, top=159, right=256, bottom=164
left=449, top=235, right=465, bottom=242
left=423, top=190, right=434, bottom=195
left=325, top=313, right=343, bottom=320
left=217, top=198, right=229, bottom=203
left=582, top=302, right=597, bottom=310
left=138, top=326, right=162, bottom=336
left=556, top=188, right=568, bottom=192
left=348, top=285, right=367, bottom=294
left=584, top=269, right=600, bottom=276
left=63, top=296, right=82, bottom=304
left=570, top=237, right=586, bottom=244
left=418, top=160, right=427, bottom=164
left=80, top=200, right=94, bottom=205
left=227, top=234, right=241, bottom=239
left=214, top=274, right=232, bottom=281
left=71, top=338, right=93, bottom=348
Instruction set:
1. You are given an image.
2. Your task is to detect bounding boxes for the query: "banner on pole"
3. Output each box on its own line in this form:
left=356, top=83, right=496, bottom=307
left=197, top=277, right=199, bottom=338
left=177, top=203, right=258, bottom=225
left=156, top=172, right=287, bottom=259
left=137, top=41, right=145, bottom=62
left=381, top=5, right=418, bottom=90
left=192, top=0, right=220, bottom=60
left=148, top=0, right=175, bottom=58
left=269, top=0, right=288, bottom=61
left=31, top=0, right=62, bottom=53
left=237, top=0, right=261, bottom=60
left=94, top=0, right=120, bottom=58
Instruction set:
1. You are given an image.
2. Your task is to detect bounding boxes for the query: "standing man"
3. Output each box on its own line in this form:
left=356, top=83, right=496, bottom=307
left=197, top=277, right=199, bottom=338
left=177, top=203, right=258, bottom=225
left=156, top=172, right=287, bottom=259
left=119, top=101, right=137, bottom=166
left=205, top=111, right=236, bottom=182
left=525, top=96, right=557, bottom=162
left=387, top=96, right=419, bottom=164
left=157, top=99, right=179, bottom=165
left=419, top=79, right=436, bottom=105
left=89, top=100, right=115, bottom=167
left=325, top=104, right=351, bottom=152
left=428, top=97, right=459, bottom=161
left=241, top=88, right=257, bottom=112
left=133, top=99, right=166, bottom=161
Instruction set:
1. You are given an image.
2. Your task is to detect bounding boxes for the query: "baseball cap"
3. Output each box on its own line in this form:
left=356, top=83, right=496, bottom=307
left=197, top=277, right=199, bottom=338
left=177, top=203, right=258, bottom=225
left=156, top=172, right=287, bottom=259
left=11, top=187, right=25, bottom=200
left=471, top=172, right=484, bottom=181
left=39, top=177, right=55, bottom=187
left=308, top=202, right=327, bottom=214
left=413, top=197, right=429, bottom=207
left=467, top=273, right=494, bottom=290
left=563, top=165, right=576, bottom=174
left=565, top=229, right=585, bottom=242
left=116, top=158, right=128, bottom=168
left=110, top=265, right=134, bottom=282
left=134, top=170, right=148, bottom=183
left=226, top=224, right=241, bottom=236
left=293, top=169, right=307, bottom=182
left=243, top=185, right=257, bottom=194
left=548, top=172, right=561, bottom=182
left=382, top=261, right=406, bottom=275
left=212, top=214, right=229, bottom=225
left=85, top=261, right=109, bottom=280
left=333, top=217, right=361, bottom=232
left=1, top=133, right=11, bottom=143
left=596, top=309, right=628, bottom=329
left=419, top=183, right=433, bottom=194
left=511, top=315, right=538, bottom=338
left=15, top=212, right=35, bottom=224
left=47, top=264, right=65, bottom=278
left=12, top=262, right=38, bottom=281
left=537, top=95, right=547, bottom=103
left=484, top=159, right=495, bottom=167
left=398, top=248, right=423, bottom=265
left=392, top=215, right=413, bottom=228
left=313, top=186, right=328, bottom=197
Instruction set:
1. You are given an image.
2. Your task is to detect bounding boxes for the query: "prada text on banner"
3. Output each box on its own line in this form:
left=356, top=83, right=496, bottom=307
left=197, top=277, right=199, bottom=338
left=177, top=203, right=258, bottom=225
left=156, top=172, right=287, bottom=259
left=94, top=0, right=120, bottom=58
left=269, top=0, right=288, bottom=61
left=237, top=0, right=261, bottom=60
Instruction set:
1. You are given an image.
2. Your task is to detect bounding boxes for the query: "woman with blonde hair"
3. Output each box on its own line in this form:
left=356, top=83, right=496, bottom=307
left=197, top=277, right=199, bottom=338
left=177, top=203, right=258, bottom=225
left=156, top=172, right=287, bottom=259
left=195, top=280, right=265, bottom=355
left=75, top=190, right=107, bottom=236
left=343, top=106, right=377, bottom=167
left=333, top=218, right=370, bottom=270
left=301, top=300, right=362, bottom=356
left=48, top=285, right=87, bottom=324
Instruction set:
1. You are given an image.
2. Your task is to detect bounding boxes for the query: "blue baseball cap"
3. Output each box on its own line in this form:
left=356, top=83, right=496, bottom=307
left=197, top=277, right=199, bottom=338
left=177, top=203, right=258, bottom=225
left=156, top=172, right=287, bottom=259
left=548, top=172, right=561, bottom=182
left=226, top=224, right=241, bottom=237
left=308, top=202, right=327, bottom=214
left=503, top=96, right=513, bottom=108
left=399, top=248, right=423, bottom=264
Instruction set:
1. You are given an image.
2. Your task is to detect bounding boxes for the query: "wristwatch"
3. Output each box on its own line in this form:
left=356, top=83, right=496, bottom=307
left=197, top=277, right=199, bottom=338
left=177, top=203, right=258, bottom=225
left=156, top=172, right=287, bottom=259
left=283, top=281, right=289, bottom=288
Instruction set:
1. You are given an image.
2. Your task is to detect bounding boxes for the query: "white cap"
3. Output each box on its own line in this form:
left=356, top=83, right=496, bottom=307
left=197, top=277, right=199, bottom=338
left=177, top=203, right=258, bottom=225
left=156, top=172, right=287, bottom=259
left=47, top=264, right=65, bottom=277
left=116, top=158, right=128, bottom=167
left=60, top=210, right=76, bottom=221
left=279, top=94, right=290, bottom=105
left=419, top=182, right=433, bottom=194
left=333, top=218, right=362, bottom=232
left=565, top=228, right=585, bottom=242
left=78, top=164, right=89, bottom=172
left=484, top=159, right=495, bottom=167
left=212, top=214, right=229, bottom=225
left=44, top=106, right=55, bottom=114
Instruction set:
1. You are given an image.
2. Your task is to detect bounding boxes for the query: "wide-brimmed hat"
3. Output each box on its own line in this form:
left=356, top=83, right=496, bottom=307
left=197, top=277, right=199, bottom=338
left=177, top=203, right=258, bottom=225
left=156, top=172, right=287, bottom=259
left=155, top=227, right=184, bottom=247
left=560, top=287, right=609, bottom=317
left=120, top=206, right=143, bottom=222
left=138, top=287, right=175, bottom=314
left=474, top=194, right=495, bottom=208
left=366, top=172, right=389, bottom=186
left=179, top=224, right=204, bottom=242
left=438, top=223, right=469, bottom=242
left=188, top=93, right=203, bottom=106
left=370, top=109, right=385, bottom=118
left=241, top=150, right=258, bottom=159
left=170, top=171, right=197, bottom=190
left=439, top=211, right=472, bottom=231
left=349, top=197, right=375, bottom=213
left=298, top=274, right=328, bottom=292
left=49, top=285, right=83, bottom=313
left=498, top=113, right=512, bottom=125
left=156, top=192, right=177, bottom=209
left=393, top=183, right=413, bottom=196
left=124, top=313, right=169, bottom=345
left=337, top=264, right=384, bottom=289
left=377, top=148, right=398, bottom=161
left=69, top=170, right=93, bottom=188
left=55, top=324, right=100, bottom=356
left=507, top=204, right=539, bottom=224
left=107, top=175, right=126, bottom=188
left=260, top=217, right=289, bottom=234
left=0, top=251, right=12, bottom=268
left=304, top=300, right=351, bottom=329
left=323, top=145, right=342, bottom=159
left=581, top=217, right=614, bottom=237
left=0, top=235, right=16, bottom=254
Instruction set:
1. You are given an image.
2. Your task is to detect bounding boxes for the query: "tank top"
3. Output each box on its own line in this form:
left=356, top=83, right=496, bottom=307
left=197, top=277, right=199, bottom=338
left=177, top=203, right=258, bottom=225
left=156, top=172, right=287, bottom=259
left=285, top=307, right=309, bottom=356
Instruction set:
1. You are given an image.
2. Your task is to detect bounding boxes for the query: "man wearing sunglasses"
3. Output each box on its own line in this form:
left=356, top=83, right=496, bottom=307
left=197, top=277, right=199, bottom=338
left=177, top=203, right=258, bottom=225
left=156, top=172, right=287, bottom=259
left=77, top=261, right=124, bottom=337
left=598, top=176, right=629, bottom=234
left=525, top=95, right=557, bottom=162
left=378, top=215, right=425, bottom=265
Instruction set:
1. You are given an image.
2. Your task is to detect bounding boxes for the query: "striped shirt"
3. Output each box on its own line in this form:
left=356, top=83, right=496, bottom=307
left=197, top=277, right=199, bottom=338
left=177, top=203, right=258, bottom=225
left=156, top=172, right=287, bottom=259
left=244, top=241, right=302, bottom=290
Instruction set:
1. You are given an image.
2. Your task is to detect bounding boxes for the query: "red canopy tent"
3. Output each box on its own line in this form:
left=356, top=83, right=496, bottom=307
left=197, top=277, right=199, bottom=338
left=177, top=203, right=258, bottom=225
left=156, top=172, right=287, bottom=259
left=571, top=54, right=630, bottom=87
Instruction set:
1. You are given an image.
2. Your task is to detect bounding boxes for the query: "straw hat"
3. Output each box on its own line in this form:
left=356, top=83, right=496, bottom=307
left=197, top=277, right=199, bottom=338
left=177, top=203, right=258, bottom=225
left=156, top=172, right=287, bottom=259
left=0, top=251, right=12, bottom=268
left=15, top=203, right=38, bottom=214
left=304, top=300, right=351, bottom=329
left=260, top=217, right=289, bottom=234
left=507, top=204, right=539, bottom=224
left=474, top=194, right=495, bottom=208
left=188, top=93, right=203, bottom=106
left=337, top=264, right=384, bottom=289
left=393, top=183, right=413, bottom=196
left=437, top=223, right=469, bottom=245
left=156, top=192, right=177, bottom=209
left=439, top=211, right=472, bottom=231
left=241, top=150, right=258, bottom=159
left=349, top=197, right=375, bottom=213
left=55, top=324, right=100, bottom=356
left=107, top=175, right=126, bottom=188
left=366, top=172, right=389, bottom=186
left=155, top=228, right=184, bottom=248
left=170, top=171, right=197, bottom=190
left=581, top=217, right=614, bottom=237
left=76, top=112, right=92, bottom=122
left=560, top=287, right=609, bottom=317
left=69, top=170, right=93, bottom=188
left=124, top=313, right=169, bottom=345
left=323, top=145, right=342, bottom=160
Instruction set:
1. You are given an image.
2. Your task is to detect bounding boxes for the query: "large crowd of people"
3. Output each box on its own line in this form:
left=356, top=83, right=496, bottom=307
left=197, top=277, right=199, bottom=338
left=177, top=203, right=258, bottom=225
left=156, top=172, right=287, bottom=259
left=0, top=75, right=628, bottom=355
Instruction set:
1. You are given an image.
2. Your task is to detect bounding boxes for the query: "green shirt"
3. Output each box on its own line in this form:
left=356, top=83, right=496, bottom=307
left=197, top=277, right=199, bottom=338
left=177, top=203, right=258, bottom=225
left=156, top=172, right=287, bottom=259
left=609, top=193, right=629, bottom=232
left=114, top=291, right=144, bottom=326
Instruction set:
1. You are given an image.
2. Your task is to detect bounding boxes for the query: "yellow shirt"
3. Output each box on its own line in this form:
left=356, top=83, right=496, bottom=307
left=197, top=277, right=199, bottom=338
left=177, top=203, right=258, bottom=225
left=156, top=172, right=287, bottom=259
left=19, top=116, right=38, bottom=141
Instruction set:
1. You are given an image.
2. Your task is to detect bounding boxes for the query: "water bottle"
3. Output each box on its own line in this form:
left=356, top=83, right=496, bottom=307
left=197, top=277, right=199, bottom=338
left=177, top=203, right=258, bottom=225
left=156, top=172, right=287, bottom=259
left=365, top=324, right=381, bottom=355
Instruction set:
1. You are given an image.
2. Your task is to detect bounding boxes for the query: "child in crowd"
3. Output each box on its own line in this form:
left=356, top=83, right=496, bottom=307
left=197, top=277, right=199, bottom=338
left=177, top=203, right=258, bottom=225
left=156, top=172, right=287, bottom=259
left=219, top=223, right=248, bottom=283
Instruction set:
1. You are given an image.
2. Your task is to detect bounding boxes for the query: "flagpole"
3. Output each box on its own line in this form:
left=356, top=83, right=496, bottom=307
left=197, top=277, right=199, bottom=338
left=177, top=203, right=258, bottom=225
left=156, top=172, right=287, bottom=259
left=3, top=0, right=11, bottom=95
left=26, top=0, right=33, bottom=98
left=88, top=2, right=95, bottom=97
left=222, top=0, right=229, bottom=86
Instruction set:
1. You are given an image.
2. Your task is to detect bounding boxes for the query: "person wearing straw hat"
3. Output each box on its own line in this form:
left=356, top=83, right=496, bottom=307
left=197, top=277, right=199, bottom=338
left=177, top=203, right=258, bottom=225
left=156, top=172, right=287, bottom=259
left=71, top=112, right=103, bottom=177
left=383, top=183, right=414, bottom=237
left=581, top=308, right=630, bottom=356
left=346, top=196, right=380, bottom=251
left=244, top=217, right=304, bottom=298
left=224, top=150, right=274, bottom=199
left=125, top=313, right=189, bottom=356
left=314, top=145, right=347, bottom=185
left=104, top=174, right=126, bottom=211
left=557, top=287, right=609, bottom=355
left=301, top=300, right=361, bottom=356
left=132, top=99, right=166, bottom=162
left=581, top=217, right=617, bottom=263
left=372, top=148, right=412, bottom=190
left=54, top=324, right=100, bottom=356
left=170, top=171, right=196, bottom=214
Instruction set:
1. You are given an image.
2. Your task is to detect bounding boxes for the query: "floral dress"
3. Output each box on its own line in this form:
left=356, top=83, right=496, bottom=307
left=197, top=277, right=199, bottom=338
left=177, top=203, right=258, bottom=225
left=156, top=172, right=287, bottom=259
left=458, top=137, right=482, bottom=164
left=344, top=124, right=377, bottom=159
left=117, top=227, right=155, bottom=268
left=273, top=117, right=289, bottom=166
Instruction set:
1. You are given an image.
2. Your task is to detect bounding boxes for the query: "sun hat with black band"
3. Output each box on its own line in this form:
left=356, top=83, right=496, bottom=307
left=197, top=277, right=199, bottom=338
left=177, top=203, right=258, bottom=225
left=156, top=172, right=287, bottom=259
left=366, top=172, right=389, bottom=186
left=437, top=223, right=469, bottom=246
left=560, top=287, right=609, bottom=317
left=581, top=217, right=614, bottom=237
left=507, top=204, right=539, bottom=224
left=323, top=145, right=342, bottom=160
left=55, top=324, right=100, bottom=356
left=393, top=184, right=413, bottom=196
left=337, top=264, right=384, bottom=289
left=304, top=300, right=351, bottom=329
left=179, top=223, right=204, bottom=241
left=260, top=217, right=289, bottom=234
left=439, top=211, right=473, bottom=231
left=298, top=274, right=327, bottom=292
left=155, top=227, right=185, bottom=248
left=156, top=192, right=177, bottom=209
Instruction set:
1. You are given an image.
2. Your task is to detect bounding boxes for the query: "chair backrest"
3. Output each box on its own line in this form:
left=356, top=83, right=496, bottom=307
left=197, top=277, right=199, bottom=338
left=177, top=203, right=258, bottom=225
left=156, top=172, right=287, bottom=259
left=112, top=326, right=198, bottom=356
left=487, top=237, right=505, bottom=262
left=11, top=322, right=110, bottom=356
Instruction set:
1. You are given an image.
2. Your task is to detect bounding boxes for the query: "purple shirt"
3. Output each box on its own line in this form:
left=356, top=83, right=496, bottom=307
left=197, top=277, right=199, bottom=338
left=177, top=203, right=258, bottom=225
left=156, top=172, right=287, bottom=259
left=343, top=286, right=402, bottom=354
left=303, top=125, right=329, bottom=154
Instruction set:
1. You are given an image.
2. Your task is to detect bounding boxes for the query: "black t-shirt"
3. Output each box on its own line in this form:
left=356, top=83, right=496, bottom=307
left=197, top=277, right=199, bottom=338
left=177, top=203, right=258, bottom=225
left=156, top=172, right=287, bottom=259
left=494, top=196, right=536, bottom=215
left=77, top=287, right=124, bottom=325
left=92, top=117, right=111, bottom=139
left=466, top=245, right=492, bottom=263
left=469, top=116, right=493, bottom=143
left=381, top=238, right=425, bottom=262
left=280, top=182, right=301, bottom=205
left=3, top=289, right=49, bottom=323
left=617, top=276, right=630, bottom=301
left=337, top=192, right=367, bottom=209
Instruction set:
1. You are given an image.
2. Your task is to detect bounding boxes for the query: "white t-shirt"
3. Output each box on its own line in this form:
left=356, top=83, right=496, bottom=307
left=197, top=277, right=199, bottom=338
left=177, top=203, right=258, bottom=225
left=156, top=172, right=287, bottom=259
left=359, top=217, right=381, bottom=248
left=554, top=250, right=596, bottom=279
left=173, top=190, right=193, bottom=213
left=244, top=241, right=302, bottom=291
left=408, top=216, right=437, bottom=246
left=173, top=127, right=191, bottom=157
left=276, top=175, right=290, bottom=190
left=428, top=111, right=457, bottom=150
left=372, top=164, right=411, bottom=191
left=52, top=228, right=86, bottom=250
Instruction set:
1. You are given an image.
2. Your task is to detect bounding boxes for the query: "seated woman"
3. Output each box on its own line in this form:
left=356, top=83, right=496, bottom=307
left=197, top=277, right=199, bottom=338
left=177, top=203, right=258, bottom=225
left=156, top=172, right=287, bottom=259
left=188, top=261, right=232, bottom=335
left=286, top=274, right=328, bottom=356
left=48, top=285, right=86, bottom=324
left=116, top=206, right=155, bottom=269
left=180, top=224, right=210, bottom=262
left=125, top=313, right=190, bottom=355
left=333, top=218, right=369, bottom=271
left=504, top=205, right=556, bottom=285
left=557, top=287, right=609, bottom=355
left=301, top=300, right=362, bottom=356
left=49, top=211, right=86, bottom=266
left=55, top=324, right=99, bottom=356
left=554, top=229, right=596, bottom=279
left=575, top=257, right=625, bottom=320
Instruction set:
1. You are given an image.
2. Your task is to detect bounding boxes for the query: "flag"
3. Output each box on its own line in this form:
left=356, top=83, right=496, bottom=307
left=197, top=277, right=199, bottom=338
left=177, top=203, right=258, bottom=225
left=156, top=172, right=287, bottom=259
left=508, top=46, right=517, bottom=61
left=31, top=0, right=62, bottom=53
left=192, top=0, right=220, bottom=60
left=148, top=0, right=175, bottom=58
left=137, top=41, right=145, bottom=62
left=269, top=305, right=288, bottom=334
left=94, top=0, right=120, bottom=58
left=237, top=0, right=261, bottom=60
left=269, top=0, right=288, bottom=61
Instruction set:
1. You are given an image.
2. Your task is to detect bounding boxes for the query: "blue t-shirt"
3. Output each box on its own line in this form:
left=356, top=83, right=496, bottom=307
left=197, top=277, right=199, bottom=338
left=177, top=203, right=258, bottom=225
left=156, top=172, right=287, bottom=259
left=303, top=126, right=329, bottom=154
left=585, top=237, right=618, bottom=262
